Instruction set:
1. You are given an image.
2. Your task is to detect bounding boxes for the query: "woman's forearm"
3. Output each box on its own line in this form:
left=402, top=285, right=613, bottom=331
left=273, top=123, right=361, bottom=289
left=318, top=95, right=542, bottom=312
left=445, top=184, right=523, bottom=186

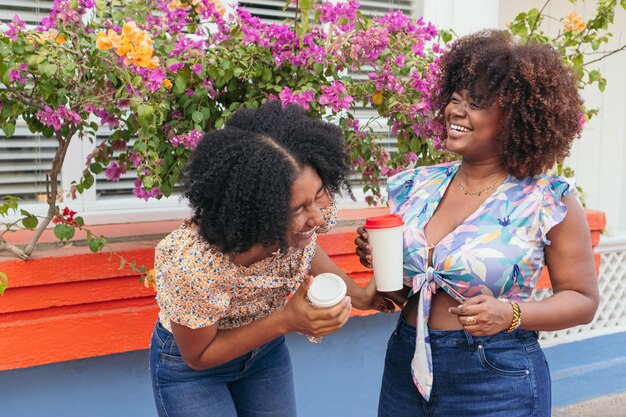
left=518, top=289, right=598, bottom=331
left=197, top=311, right=290, bottom=369
left=309, top=244, right=370, bottom=307
left=174, top=309, right=291, bottom=371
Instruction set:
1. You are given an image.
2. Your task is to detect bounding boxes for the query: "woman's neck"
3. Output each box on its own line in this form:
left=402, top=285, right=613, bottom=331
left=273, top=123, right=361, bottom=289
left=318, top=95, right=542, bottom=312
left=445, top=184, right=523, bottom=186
left=458, top=159, right=507, bottom=186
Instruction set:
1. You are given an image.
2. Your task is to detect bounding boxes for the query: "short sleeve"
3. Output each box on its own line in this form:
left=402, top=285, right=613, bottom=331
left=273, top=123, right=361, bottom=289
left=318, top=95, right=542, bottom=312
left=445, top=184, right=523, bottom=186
left=537, top=176, right=573, bottom=245
left=317, top=201, right=338, bottom=234
left=155, top=237, right=231, bottom=329
left=387, top=169, right=420, bottom=216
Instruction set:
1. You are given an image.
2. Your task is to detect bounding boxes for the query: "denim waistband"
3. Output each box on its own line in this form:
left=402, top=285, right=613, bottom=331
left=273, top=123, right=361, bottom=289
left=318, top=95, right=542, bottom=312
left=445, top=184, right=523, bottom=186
left=396, top=312, right=539, bottom=348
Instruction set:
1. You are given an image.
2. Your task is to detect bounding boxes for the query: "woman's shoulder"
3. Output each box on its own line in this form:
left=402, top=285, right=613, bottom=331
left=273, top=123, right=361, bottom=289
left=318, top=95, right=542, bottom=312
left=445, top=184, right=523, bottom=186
left=157, top=221, right=199, bottom=251
left=515, top=172, right=573, bottom=200
left=388, top=162, right=458, bottom=192
left=387, top=162, right=458, bottom=215
left=156, top=220, right=222, bottom=266
left=389, top=161, right=458, bottom=184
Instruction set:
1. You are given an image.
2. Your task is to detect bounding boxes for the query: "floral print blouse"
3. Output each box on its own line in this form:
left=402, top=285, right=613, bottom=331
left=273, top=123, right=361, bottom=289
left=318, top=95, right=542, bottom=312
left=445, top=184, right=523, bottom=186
left=155, top=204, right=337, bottom=332
left=387, top=162, right=572, bottom=401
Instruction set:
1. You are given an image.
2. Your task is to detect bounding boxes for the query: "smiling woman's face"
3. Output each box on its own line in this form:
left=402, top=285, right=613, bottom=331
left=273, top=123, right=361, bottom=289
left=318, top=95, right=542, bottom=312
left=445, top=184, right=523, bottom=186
left=286, top=165, right=331, bottom=250
left=444, top=90, right=502, bottom=161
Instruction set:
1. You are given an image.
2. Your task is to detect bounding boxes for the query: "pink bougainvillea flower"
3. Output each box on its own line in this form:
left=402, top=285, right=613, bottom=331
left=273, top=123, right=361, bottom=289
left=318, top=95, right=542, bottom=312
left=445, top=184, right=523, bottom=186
left=104, top=161, right=127, bottom=181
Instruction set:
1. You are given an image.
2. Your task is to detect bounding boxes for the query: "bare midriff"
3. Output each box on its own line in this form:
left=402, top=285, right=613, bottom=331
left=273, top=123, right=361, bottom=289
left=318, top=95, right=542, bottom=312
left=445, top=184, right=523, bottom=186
left=402, top=291, right=464, bottom=330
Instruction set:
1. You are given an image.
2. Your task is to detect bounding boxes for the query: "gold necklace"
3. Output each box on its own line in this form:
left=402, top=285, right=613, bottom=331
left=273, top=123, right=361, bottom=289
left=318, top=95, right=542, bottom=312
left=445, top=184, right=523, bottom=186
left=455, top=173, right=504, bottom=197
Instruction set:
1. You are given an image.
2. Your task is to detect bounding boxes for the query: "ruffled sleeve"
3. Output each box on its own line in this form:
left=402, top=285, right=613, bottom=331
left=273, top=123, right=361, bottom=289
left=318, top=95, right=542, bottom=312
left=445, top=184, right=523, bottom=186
left=387, top=169, right=421, bottom=216
left=155, top=229, right=231, bottom=329
left=537, top=176, right=573, bottom=245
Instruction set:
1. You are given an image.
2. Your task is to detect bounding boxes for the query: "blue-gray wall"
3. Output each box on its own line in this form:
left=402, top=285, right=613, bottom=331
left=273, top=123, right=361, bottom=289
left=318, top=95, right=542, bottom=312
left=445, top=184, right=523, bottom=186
left=1, top=313, right=625, bottom=417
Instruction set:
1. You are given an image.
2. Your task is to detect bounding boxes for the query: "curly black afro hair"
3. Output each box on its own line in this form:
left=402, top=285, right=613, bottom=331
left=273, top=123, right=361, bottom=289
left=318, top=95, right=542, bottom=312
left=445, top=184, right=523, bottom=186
left=183, top=101, right=352, bottom=254
left=431, top=30, right=583, bottom=178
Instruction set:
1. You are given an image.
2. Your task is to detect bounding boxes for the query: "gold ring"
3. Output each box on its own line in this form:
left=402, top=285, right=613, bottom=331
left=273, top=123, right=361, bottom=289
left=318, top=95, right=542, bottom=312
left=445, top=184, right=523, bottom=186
left=465, top=316, right=476, bottom=326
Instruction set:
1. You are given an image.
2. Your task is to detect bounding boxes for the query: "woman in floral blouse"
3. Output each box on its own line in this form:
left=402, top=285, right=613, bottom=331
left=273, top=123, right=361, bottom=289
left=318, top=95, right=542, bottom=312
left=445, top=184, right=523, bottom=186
left=356, top=30, right=599, bottom=416
left=150, top=101, right=392, bottom=417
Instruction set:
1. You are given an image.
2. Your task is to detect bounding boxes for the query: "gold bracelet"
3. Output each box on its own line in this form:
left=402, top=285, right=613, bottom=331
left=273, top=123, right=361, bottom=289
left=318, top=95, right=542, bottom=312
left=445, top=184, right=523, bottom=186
left=505, top=301, right=522, bottom=333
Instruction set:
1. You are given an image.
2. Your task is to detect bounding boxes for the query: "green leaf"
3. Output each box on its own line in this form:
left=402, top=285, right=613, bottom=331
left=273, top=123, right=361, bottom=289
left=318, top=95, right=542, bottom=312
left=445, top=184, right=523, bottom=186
left=142, top=176, right=154, bottom=189
left=118, top=258, right=126, bottom=270
left=12, top=43, right=24, bottom=55
left=137, top=104, right=154, bottom=127
left=40, top=63, right=58, bottom=77
left=621, top=0, right=626, bottom=10
left=21, top=211, right=38, bottom=229
left=262, top=67, right=272, bottom=82
left=588, top=69, right=601, bottom=83
left=82, top=172, right=94, bottom=189
left=2, top=123, right=15, bottom=138
left=192, top=111, right=204, bottom=124
left=160, top=182, right=172, bottom=197
left=591, top=39, right=601, bottom=51
left=134, top=141, right=148, bottom=153
left=88, top=235, right=106, bottom=252
left=90, top=163, right=104, bottom=174
left=509, top=22, right=528, bottom=38
left=54, top=224, right=75, bottom=241
left=74, top=216, right=84, bottom=227
left=0, top=271, right=7, bottom=295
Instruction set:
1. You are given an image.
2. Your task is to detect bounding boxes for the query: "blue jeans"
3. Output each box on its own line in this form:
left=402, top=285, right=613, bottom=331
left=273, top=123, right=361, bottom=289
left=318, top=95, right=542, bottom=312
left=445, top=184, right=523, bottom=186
left=379, top=315, right=551, bottom=417
left=150, top=321, right=297, bottom=417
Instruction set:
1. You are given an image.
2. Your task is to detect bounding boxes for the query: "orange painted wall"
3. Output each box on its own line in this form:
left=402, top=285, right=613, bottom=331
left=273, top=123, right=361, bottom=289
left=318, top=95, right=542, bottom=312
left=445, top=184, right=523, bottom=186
left=0, top=209, right=605, bottom=371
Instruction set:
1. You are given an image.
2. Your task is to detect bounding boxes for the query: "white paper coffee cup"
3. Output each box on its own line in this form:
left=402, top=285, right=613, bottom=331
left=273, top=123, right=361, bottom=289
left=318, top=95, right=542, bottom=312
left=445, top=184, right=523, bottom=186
left=307, top=273, right=347, bottom=308
left=365, top=214, right=405, bottom=292
left=306, top=273, right=347, bottom=343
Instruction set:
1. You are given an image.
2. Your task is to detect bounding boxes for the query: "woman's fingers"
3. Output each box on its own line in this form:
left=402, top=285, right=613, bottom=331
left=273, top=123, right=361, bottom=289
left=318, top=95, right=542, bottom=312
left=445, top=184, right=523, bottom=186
left=355, top=226, right=372, bottom=267
left=448, top=296, right=486, bottom=316
left=381, top=289, right=409, bottom=308
left=307, top=297, right=352, bottom=336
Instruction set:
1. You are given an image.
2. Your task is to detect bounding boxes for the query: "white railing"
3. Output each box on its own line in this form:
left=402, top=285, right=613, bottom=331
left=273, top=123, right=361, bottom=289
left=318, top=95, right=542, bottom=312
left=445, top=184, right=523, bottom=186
left=535, top=234, right=626, bottom=347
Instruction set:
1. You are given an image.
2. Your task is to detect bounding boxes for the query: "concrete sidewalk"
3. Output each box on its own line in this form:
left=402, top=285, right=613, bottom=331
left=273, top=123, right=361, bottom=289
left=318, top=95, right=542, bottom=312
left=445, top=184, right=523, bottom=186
left=552, top=391, right=626, bottom=417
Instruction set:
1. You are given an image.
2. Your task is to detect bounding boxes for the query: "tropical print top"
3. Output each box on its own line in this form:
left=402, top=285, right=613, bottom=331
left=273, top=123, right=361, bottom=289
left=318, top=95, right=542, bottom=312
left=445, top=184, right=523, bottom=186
left=387, top=162, right=572, bottom=401
left=155, top=204, right=337, bottom=332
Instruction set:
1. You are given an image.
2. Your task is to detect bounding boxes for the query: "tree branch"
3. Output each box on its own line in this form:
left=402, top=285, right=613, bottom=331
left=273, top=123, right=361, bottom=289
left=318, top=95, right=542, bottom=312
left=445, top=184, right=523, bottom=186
left=529, top=0, right=551, bottom=37
left=4, top=85, right=46, bottom=111
left=21, top=128, right=76, bottom=258
left=583, top=43, right=626, bottom=66
left=0, top=239, right=29, bottom=260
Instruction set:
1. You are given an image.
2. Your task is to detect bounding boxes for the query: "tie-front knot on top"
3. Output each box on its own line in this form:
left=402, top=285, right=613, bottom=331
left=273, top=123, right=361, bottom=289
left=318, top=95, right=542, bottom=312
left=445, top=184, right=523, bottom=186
left=387, top=162, right=572, bottom=401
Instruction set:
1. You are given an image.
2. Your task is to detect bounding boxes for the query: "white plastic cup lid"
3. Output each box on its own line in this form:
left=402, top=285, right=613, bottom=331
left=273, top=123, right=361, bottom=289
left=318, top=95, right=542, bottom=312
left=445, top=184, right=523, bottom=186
left=307, top=273, right=347, bottom=308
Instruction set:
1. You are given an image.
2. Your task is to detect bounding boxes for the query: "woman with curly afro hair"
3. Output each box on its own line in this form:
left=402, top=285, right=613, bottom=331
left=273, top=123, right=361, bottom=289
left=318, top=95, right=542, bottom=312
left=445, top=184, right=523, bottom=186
left=149, top=101, right=393, bottom=417
left=356, top=30, right=599, bottom=416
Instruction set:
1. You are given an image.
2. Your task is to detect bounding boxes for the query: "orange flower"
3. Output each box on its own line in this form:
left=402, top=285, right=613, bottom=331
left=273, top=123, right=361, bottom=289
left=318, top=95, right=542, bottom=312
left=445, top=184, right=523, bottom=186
left=100, top=22, right=160, bottom=69
left=143, top=269, right=157, bottom=290
left=372, top=91, right=383, bottom=105
left=563, top=12, right=586, bottom=33
left=168, top=0, right=190, bottom=11
left=191, top=0, right=225, bottom=16
left=29, top=30, right=67, bottom=45
left=163, top=79, right=173, bottom=89
left=96, top=29, right=120, bottom=50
